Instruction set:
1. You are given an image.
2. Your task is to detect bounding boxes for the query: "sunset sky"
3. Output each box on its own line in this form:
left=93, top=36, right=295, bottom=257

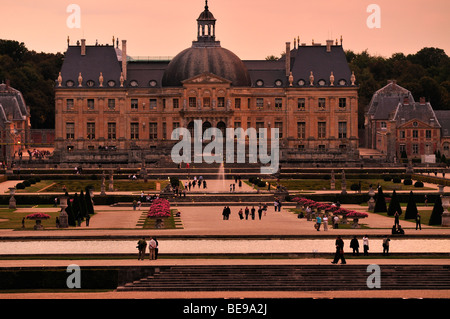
left=1, top=0, right=449, bottom=60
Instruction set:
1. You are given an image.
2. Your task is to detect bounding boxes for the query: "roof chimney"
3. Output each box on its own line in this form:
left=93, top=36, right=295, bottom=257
left=285, top=42, right=291, bottom=77
left=420, top=97, right=426, bottom=105
left=122, top=40, right=127, bottom=81
left=326, top=40, right=333, bottom=52
left=403, top=97, right=409, bottom=105
left=81, top=39, right=86, bottom=56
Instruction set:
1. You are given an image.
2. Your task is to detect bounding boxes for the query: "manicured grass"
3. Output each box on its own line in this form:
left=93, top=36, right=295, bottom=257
left=269, top=179, right=433, bottom=191
left=19, top=180, right=171, bottom=193
left=287, top=208, right=370, bottom=229
left=143, top=209, right=179, bottom=229
left=0, top=209, right=62, bottom=229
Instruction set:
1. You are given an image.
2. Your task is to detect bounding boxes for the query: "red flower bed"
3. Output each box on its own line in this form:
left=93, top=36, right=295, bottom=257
left=147, top=198, right=171, bottom=218
left=26, top=213, right=51, bottom=220
left=293, top=197, right=368, bottom=218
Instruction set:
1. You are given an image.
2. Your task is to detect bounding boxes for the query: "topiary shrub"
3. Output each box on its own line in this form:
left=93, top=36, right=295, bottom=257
left=392, top=177, right=401, bottom=183
left=350, top=183, right=360, bottom=191
left=403, top=179, right=412, bottom=185
left=28, top=178, right=36, bottom=184
left=16, top=183, right=25, bottom=189
left=414, top=181, right=424, bottom=188
left=22, top=180, right=31, bottom=187
left=383, top=175, right=392, bottom=182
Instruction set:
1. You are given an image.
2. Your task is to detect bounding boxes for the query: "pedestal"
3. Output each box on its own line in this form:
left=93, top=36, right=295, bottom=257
left=9, top=187, right=16, bottom=209
left=441, top=196, right=450, bottom=227
left=59, top=196, right=69, bottom=228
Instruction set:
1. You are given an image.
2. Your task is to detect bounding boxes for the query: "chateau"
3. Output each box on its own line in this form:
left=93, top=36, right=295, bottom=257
left=54, top=1, right=359, bottom=167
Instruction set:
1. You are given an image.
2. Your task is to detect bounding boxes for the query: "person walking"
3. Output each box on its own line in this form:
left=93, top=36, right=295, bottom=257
left=331, top=235, right=346, bottom=264
left=222, top=206, right=227, bottom=220
left=363, top=235, right=369, bottom=256
left=85, top=214, right=90, bottom=227
left=257, top=206, right=263, bottom=220
left=148, top=237, right=157, bottom=260
left=244, top=207, right=249, bottom=220
left=137, top=237, right=147, bottom=260
left=382, top=235, right=391, bottom=256
left=394, top=211, right=400, bottom=227
left=416, top=212, right=422, bottom=230
left=322, top=215, right=328, bottom=231
left=350, top=236, right=360, bottom=256
left=238, top=208, right=244, bottom=220
left=154, top=237, right=159, bottom=260
left=333, top=214, right=339, bottom=229
left=251, top=206, right=256, bottom=220
left=315, top=215, right=322, bottom=231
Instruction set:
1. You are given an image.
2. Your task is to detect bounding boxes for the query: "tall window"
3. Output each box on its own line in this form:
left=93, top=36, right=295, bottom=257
left=149, top=99, right=157, bottom=110
left=203, top=97, right=211, bottom=107
left=274, top=122, right=283, bottom=138
left=235, top=98, right=241, bottom=109
left=256, top=122, right=265, bottom=139
left=130, top=123, right=139, bottom=140
left=66, top=122, right=75, bottom=139
left=297, top=122, right=306, bottom=139
left=173, top=98, right=179, bottom=109
left=149, top=122, right=158, bottom=140
left=66, top=99, right=74, bottom=110
left=217, top=97, right=225, bottom=108
left=275, top=98, right=283, bottom=110
left=87, top=122, right=95, bottom=140
left=256, top=98, right=264, bottom=109
left=131, top=99, right=138, bottom=110
left=189, top=97, right=196, bottom=108
left=412, top=144, right=419, bottom=154
left=413, top=130, right=418, bottom=138
left=318, top=98, right=326, bottom=109
left=339, top=98, right=347, bottom=108
left=297, top=98, right=305, bottom=110
left=338, top=122, right=347, bottom=139
left=426, top=130, right=432, bottom=139
left=162, top=122, right=167, bottom=140
left=107, top=99, right=115, bottom=110
left=108, top=123, right=116, bottom=140
left=87, top=99, right=95, bottom=110
left=172, top=122, right=180, bottom=139
left=318, top=122, right=326, bottom=139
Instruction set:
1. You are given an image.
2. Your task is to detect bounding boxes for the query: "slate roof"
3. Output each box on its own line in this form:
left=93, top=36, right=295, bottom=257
left=367, top=82, right=414, bottom=120
left=393, top=102, right=440, bottom=128
left=435, top=110, right=450, bottom=137
left=0, top=84, right=29, bottom=125
left=59, top=45, right=123, bottom=88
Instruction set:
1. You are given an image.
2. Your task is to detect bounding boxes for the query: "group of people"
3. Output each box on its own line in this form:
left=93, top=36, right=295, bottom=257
left=222, top=205, right=268, bottom=220
left=136, top=237, right=159, bottom=260
left=332, top=234, right=392, bottom=264
left=185, top=176, right=207, bottom=191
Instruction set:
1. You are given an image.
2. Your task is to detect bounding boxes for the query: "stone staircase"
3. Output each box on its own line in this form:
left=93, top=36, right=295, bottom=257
left=116, top=264, right=450, bottom=291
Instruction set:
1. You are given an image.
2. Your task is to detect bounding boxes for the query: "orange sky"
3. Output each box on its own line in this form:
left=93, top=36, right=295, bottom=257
left=1, top=0, right=449, bottom=60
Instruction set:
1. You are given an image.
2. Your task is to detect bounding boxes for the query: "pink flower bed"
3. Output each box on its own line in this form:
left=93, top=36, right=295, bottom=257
left=147, top=198, right=171, bottom=218
left=26, top=213, right=51, bottom=220
left=293, top=197, right=368, bottom=218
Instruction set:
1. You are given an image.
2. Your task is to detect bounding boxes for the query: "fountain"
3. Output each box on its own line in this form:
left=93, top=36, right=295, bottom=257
left=218, top=162, right=226, bottom=191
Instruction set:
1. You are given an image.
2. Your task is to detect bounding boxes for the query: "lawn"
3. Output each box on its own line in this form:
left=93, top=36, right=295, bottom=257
left=15, top=180, right=171, bottom=193
left=143, top=209, right=179, bottom=229
left=274, top=179, right=433, bottom=191
left=0, top=209, right=62, bottom=230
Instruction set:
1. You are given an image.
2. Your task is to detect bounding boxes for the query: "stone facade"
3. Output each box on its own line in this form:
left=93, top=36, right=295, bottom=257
left=54, top=2, right=359, bottom=166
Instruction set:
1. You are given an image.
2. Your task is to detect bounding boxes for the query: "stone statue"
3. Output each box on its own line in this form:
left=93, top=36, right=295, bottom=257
left=289, top=72, right=294, bottom=87
left=99, top=72, right=104, bottom=87
left=78, top=72, right=83, bottom=87
left=309, top=71, right=314, bottom=86
left=120, top=72, right=124, bottom=87
left=351, top=71, right=356, bottom=86
left=330, top=72, right=335, bottom=86
left=57, top=72, right=62, bottom=87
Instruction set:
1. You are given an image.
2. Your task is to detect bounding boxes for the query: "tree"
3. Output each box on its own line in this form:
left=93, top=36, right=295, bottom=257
left=404, top=191, right=419, bottom=220
left=374, top=186, right=387, bottom=213
left=71, top=193, right=81, bottom=225
left=387, top=190, right=402, bottom=216
left=429, top=195, right=443, bottom=225
left=79, top=190, right=88, bottom=219
left=66, top=193, right=76, bottom=227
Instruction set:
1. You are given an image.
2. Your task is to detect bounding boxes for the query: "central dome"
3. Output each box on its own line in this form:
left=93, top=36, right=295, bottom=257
left=162, top=1, right=251, bottom=87
left=162, top=46, right=251, bottom=87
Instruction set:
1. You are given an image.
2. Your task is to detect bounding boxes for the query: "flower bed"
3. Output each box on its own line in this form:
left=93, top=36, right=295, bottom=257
left=26, top=213, right=51, bottom=220
left=147, top=198, right=171, bottom=218
left=292, top=197, right=368, bottom=219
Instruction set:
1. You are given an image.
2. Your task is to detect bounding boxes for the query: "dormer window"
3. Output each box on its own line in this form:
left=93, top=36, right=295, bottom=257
left=130, top=80, right=139, bottom=87
left=66, top=80, right=74, bottom=87
left=86, top=80, right=95, bottom=87
left=256, top=80, right=264, bottom=87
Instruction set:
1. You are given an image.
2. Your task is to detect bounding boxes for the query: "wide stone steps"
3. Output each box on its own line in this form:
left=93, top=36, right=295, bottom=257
left=116, top=265, right=450, bottom=291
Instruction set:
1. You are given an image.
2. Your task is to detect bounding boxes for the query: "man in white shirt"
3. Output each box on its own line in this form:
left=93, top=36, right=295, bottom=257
left=148, top=237, right=157, bottom=260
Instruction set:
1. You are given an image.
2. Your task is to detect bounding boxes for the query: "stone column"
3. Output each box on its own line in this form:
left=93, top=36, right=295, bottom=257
left=59, top=196, right=69, bottom=228
left=9, top=187, right=16, bottom=209
left=441, top=196, right=450, bottom=227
